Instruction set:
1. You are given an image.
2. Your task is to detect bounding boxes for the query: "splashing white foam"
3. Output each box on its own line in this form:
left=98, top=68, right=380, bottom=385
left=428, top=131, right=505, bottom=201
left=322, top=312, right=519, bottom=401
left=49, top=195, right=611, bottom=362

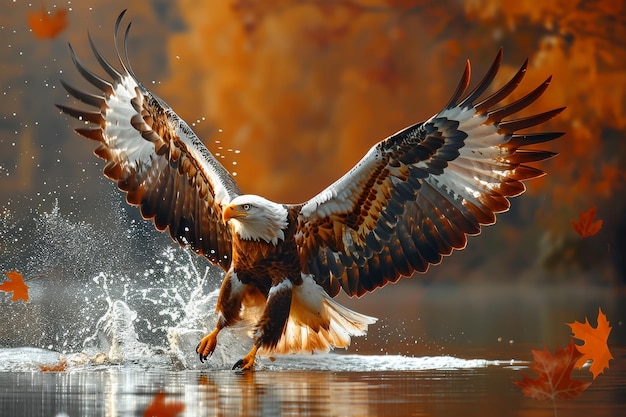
left=1, top=197, right=524, bottom=373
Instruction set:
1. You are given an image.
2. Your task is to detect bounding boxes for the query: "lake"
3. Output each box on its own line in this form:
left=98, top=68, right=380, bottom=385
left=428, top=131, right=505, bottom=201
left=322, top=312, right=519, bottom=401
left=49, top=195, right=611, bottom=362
left=1, top=283, right=624, bottom=417
left=0, top=347, right=624, bottom=416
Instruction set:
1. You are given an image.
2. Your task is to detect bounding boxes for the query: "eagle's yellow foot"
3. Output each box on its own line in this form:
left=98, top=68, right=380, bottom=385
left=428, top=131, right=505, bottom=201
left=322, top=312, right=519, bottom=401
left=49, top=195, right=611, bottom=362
left=196, top=328, right=220, bottom=363
left=232, top=345, right=259, bottom=370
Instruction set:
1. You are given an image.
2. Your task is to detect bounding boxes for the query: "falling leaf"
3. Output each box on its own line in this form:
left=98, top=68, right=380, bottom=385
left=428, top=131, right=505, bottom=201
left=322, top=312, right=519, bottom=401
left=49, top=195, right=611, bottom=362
left=28, top=7, right=68, bottom=39
left=515, top=340, right=591, bottom=401
left=143, top=392, right=184, bottom=417
left=0, top=271, right=29, bottom=303
left=568, top=308, right=613, bottom=379
left=40, top=359, right=67, bottom=372
left=571, top=206, right=603, bottom=237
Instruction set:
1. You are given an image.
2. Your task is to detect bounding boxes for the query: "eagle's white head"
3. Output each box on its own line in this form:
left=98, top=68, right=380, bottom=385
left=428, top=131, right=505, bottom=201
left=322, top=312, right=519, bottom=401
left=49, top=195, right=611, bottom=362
left=222, top=195, right=289, bottom=245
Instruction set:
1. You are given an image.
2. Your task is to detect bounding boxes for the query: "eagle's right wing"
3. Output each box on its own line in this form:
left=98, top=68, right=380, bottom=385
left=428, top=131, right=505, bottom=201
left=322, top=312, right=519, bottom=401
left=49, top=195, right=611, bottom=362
left=295, top=50, right=564, bottom=297
left=57, top=10, right=239, bottom=270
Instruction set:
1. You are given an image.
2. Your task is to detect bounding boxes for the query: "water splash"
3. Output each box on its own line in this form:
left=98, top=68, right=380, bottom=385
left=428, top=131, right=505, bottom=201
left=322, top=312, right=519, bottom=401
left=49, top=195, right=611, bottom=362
left=0, top=196, right=250, bottom=370
left=1, top=198, right=520, bottom=373
left=264, top=353, right=513, bottom=371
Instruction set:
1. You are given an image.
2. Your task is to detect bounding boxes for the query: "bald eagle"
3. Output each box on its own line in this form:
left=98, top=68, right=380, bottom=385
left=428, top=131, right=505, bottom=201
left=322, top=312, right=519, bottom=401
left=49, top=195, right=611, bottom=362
left=58, top=11, right=563, bottom=370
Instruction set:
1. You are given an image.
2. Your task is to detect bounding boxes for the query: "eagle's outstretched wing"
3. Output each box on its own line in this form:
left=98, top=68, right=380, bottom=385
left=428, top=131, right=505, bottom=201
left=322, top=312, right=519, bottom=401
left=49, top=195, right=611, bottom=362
left=296, top=50, right=564, bottom=297
left=57, top=10, right=240, bottom=269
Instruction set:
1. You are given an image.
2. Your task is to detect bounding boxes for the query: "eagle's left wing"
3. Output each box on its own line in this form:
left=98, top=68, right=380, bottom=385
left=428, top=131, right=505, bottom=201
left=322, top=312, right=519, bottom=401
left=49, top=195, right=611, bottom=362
left=295, top=50, right=564, bottom=297
left=57, top=11, right=240, bottom=269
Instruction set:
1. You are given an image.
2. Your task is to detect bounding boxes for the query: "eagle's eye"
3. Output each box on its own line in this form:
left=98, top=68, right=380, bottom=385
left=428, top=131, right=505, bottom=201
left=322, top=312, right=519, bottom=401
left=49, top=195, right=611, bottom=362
left=242, top=204, right=251, bottom=211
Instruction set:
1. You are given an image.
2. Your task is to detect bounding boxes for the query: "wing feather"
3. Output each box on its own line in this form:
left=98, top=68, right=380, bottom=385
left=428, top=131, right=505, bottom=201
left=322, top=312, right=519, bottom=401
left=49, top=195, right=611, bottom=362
left=57, top=10, right=239, bottom=269
left=295, top=50, right=564, bottom=297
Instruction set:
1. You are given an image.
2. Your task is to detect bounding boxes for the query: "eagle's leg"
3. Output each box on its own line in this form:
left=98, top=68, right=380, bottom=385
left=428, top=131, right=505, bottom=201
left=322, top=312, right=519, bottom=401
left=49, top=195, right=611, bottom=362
left=233, top=280, right=293, bottom=370
left=197, top=270, right=245, bottom=362
left=196, top=325, right=222, bottom=363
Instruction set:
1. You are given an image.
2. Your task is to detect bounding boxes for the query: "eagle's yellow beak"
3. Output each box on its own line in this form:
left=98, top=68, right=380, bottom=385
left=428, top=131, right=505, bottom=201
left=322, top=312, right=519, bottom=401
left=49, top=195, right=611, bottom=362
left=223, top=203, right=247, bottom=222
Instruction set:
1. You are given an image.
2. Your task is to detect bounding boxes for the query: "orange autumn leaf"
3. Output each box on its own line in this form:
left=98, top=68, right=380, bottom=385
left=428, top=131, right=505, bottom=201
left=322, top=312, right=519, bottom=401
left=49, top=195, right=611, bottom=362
left=568, top=308, right=613, bottom=379
left=0, top=271, right=29, bottom=303
left=571, top=206, right=603, bottom=237
left=40, top=359, right=68, bottom=373
left=28, top=7, right=68, bottom=39
left=515, top=340, right=591, bottom=401
left=143, top=392, right=184, bottom=417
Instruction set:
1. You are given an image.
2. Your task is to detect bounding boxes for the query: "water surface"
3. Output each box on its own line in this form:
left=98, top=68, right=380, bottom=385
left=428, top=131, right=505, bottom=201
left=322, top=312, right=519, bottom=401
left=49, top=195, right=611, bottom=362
left=1, top=347, right=625, bottom=417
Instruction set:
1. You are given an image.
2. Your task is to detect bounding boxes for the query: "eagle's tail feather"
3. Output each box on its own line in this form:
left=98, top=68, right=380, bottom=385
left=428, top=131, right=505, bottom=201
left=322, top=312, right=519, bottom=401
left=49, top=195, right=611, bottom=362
left=261, top=275, right=377, bottom=355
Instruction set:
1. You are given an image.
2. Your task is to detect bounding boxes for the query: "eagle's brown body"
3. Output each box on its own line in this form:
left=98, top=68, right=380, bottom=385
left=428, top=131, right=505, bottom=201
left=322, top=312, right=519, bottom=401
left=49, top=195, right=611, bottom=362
left=58, top=11, right=563, bottom=369
left=205, top=205, right=372, bottom=368
left=222, top=208, right=302, bottom=348
left=231, top=209, right=301, bottom=282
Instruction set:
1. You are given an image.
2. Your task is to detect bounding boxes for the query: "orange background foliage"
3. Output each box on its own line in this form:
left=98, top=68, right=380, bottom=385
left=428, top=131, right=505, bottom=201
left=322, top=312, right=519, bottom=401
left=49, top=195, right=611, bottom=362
left=1, top=0, right=625, bottom=282
left=162, top=0, right=626, bottom=280
left=154, top=0, right=626, bottom=207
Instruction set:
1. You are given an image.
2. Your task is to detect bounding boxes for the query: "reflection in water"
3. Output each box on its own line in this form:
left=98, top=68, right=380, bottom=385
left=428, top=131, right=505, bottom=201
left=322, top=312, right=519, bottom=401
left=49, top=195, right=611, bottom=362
left=1, top=349, right=625, bottom=417
left=0, top=349, right=626, bottom=417
left=196, top=371, right=364, bottom=417
left=199, top=371, right=393, bottom=417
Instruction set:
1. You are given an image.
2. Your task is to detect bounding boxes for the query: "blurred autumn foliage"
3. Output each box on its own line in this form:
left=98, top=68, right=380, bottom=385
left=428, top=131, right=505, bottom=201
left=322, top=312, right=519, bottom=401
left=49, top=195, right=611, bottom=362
left=1, top=0, right=625, bottom=282
left=160, top=0, right=626, bottom=208
left=162, top=0, right=626, bottom=279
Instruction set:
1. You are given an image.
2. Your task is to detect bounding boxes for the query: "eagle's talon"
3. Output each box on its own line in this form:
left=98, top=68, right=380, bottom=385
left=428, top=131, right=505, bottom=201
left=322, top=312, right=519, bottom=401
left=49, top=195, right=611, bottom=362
left=232, top=345, right=259, bottom=370
left=196, top=329, right=219, bottom=363
left=232, top=359, right=244, bottom=370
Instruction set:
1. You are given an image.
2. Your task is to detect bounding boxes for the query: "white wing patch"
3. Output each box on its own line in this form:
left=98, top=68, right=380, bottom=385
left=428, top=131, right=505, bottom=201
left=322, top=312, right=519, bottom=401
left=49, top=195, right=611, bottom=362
left=104, top=78, right=155, bottom=172
left=301, top=146, right=384, bottom=219
left=99, top=73, right=234, bottom=205
left=58, top=11, right=241, bottom=268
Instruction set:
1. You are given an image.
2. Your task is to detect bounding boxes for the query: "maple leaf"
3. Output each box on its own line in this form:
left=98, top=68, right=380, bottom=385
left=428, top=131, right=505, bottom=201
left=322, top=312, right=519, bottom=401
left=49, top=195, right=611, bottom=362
left=143, top=392, right=184, bottom=417
left=40, top=359, right=68, bottom=373
left=515, top=340, right=591, bottom=401
left=0, top=271, right=29, bottom=303
left=568, top=308, right=613, bottom=379
left=28, top=7, right=68, bottom=39
left=571, top=206, right=603, bottom=237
